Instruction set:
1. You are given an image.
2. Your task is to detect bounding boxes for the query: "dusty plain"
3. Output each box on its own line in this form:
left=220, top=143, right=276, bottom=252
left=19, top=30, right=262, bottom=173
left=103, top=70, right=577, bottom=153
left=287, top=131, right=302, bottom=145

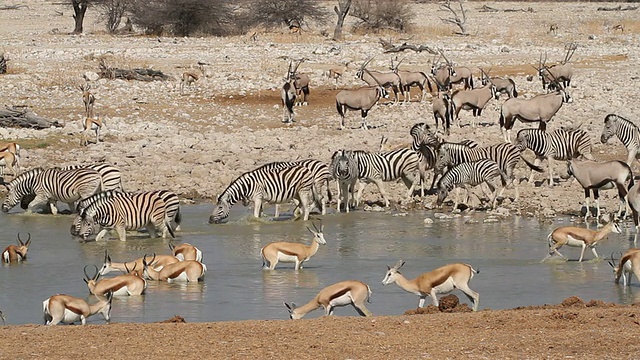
left=1, top=1, right=640, bottom=359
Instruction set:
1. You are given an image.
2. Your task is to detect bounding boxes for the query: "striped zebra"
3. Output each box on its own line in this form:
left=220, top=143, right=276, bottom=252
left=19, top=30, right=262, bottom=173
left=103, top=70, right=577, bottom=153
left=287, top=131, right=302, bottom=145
left=76, top=190, right=174, bottom=242
left=436, top=159, right=508, bottom=211
left=601, top=114, right=640, bottom=166
left=2, top=167, right=103, bottom=214
left=256, top=159, right=331, bottom=216
left=71, top=189, right=181, bottom=236
left=434, top=142, right=543, bottom=201
left=330, top=150, right=359, bottom=212
left=515, top=128, right=594, bottom=186
left=209, top=164, right=317, bottom=223
left=346, top=148, right=420, bottom=208
left=20, top=163, right=123, bottom=210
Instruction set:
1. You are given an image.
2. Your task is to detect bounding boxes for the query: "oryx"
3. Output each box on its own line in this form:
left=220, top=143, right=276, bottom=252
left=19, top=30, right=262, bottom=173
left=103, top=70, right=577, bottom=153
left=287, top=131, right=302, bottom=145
left=356, top=56, right=403, bottom=104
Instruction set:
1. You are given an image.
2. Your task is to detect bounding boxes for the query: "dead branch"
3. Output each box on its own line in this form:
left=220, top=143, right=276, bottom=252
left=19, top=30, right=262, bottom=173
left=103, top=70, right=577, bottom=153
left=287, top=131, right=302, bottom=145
left=478, top=4, right=534, bottom=13
left=0, top=5, right=28, bottom=10
left=597, top=5, right=638, bottom=11
left=98, top=60, right=170, bottom=81
left=0, top=106, right=64, bottom=129
left=379, top=38, right=437, bottom=54
left=439, top=0, right=467, bottom=36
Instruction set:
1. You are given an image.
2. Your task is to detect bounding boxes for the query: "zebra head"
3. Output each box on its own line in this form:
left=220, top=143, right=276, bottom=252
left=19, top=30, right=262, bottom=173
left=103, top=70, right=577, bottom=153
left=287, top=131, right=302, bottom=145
left=78, top=215, right=99, bottom=242
left=514, top=130, right=532, bottom=152
left=436, top=187, right=449, bottom=207
left=601, top=114, right=619, bottom=144
left=435, top=151, right=452, bottom=174
left=209, top=198, right=231, bottom=224
left=70, top=214, right=83, bottom=237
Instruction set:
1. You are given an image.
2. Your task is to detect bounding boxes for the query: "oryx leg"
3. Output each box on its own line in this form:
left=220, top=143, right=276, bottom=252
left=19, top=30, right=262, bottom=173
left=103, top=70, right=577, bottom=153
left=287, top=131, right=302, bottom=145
left=584, top=189, right=592, bottom=220
left=616, top=184, right=628, bottom=219
left=360, top=109, right=369, bottom=130
left=593, top=189, right=601, bottom=220
left=628, top=149, right=638, bottom=167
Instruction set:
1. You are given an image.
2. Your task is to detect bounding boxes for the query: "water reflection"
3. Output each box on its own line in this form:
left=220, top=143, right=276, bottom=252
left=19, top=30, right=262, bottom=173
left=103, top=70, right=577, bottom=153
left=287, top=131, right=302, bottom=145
left=261, top=270, right=320, bottom=302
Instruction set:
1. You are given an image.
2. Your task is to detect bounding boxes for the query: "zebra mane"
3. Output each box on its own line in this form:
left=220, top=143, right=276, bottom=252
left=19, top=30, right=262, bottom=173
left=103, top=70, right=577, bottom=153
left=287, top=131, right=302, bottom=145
left=7, top=167, right=44, bottom=186
left=218, top=170, right=259, bottom=205
left=605, top=113, right=637, bottom=128
left=78, top=190, right=127, bottom=217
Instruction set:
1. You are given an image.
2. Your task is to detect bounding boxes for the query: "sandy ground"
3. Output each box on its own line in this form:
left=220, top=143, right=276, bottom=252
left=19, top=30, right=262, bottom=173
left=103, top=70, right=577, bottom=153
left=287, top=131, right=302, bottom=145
left=1, top=1, right=640, bottom=358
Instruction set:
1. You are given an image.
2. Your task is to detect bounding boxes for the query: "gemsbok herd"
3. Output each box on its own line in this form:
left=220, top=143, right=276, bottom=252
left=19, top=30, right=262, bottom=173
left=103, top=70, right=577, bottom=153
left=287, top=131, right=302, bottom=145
left=3, top=35, right=640, bottom=327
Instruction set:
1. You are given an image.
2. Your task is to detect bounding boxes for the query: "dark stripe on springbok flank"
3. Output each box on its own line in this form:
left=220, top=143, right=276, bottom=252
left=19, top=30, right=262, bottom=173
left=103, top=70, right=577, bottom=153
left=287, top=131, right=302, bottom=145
left=277, top=248, right=300, bottom=258
left=329, top=287, right=350, bottom=302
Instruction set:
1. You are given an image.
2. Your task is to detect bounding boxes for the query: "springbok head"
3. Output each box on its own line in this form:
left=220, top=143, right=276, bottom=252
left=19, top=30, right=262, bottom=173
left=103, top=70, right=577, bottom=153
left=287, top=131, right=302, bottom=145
left=83, top=264, right=101, bottom=287
left=382, top=259, right=405, bottom=285
left=307, top=221, right=326, bottom=245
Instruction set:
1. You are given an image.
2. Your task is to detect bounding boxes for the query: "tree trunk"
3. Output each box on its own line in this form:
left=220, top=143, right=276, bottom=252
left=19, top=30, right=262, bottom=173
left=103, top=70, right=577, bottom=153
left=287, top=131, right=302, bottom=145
left=333, top=0, right=351, bottom=41
left=0, top=52, right=6, bottom=74
left=72, top=0, right=88, bottom=34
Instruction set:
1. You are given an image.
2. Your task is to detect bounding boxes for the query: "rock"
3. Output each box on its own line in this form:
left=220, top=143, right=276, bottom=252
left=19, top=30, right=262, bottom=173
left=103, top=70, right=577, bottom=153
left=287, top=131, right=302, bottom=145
left=542, top=208, right=556, bottom=218
left=83, top=71, right=100, bottom=81
left=423, top=218, right=434, bottom=224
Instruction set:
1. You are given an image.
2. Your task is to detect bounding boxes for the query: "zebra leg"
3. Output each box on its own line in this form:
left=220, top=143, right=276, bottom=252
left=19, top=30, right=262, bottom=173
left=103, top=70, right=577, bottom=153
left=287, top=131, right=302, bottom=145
left=547, top=157, right=555, bottom=186
left=485, top=180, right=498, bottom=209
left=274, top=204, right=280, bottom=219
left=48, top=202, right=58, bottom=215
left=371, top=178, right=390, bottom=207
left=528, top=158, right=541, bottom=184
left=145, top=224, right=158, bottom=239
left=253, top=197, right=263, bottom=219
left=594, top=190, right=601, bottom=220
left=356, top=181, right=367, bottom=208
left=298, top=190, right=311, bottom=221
left=115, top=225, right=128, bottom=242
left=95, top=228, right=110, bottom=242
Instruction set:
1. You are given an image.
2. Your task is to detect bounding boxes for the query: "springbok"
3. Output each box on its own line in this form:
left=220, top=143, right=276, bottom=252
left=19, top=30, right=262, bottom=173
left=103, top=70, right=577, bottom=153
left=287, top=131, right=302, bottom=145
left=284, top=280, right=373, bottom=319
left=43, top=292, right=112, bottom=325
left=0, top=142, right=21, bottom=157
left=609, top=249, right=640, bottom=286
left=142, top=253, right=206, bottom=282
left=281, top=61, right=298, bottom=123
left=261, top=222, right=326, bottom=270
left=382, top=260, right=480, bottom=311
left=2, top=233, right=31, bottom=263
left=180, top=66, right=203, bottom=94
left=450, top=81, right=498, bottom=127
left=79, top=84, right=95, bottom=118
left=567, top=159, right=633, bottom=220
left=499, top=89, right=572, bottom=143
left=0, top=151, right=19, bottom=177
left=83, top=264, right=146, bottom=296
left=98, top=250, right=179, bottom=276
left=169, top=242, right=203, bottom=262
left=335, top=81, right=389, bottom=130
left=80, top=115, right=105, bottom=146
left=325, top=61, right=351, bottom=88
left=432, top=92, right=455, bottom=135
left=356, top=56, right=403, bottom=104
left=546, top=216, right=621, bottom=262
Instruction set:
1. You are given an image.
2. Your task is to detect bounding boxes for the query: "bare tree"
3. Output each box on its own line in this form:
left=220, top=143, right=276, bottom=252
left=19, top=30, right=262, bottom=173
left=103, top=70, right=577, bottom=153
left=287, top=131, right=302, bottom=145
left=97, top=0, right=128, bottom=33
left=333, top=0, right=351, bottom=40
left=0, top=52, right=6, bottom=74
left=351, top=0, right=413, bottom=32
left=440, top=0, right=467, bottom=36
left=71, top=0, right=90, bottom=34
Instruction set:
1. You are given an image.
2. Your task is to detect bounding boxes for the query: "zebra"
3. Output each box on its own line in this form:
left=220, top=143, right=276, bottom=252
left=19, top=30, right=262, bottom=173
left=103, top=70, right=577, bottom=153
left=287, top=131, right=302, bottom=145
left=434, top=142, right=543, bottom=201
left=71, top=189, right=181, bottom=237
left=330, top=150, right=359, bottom=213
left=436, top=159, right=508, bottom=211
left=256, top=159, right=332, bottom=216
left=77, top=190, right=175, bottom=242
left=346, top=148, right=420, bottom=208
left=2, top=167, right=103, bottom=214
left=209, top=164, right=317, bottom=223
left=601, top=114, right=640, bottom=167
left=515, top=128, right=595, bottom=186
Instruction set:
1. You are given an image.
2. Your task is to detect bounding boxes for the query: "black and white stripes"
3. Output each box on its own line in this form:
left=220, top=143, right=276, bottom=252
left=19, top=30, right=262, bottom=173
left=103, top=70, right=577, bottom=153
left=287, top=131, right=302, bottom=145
left=601, top=114, right=640, bottom=166
left=436, top=159, right=507, bottom=210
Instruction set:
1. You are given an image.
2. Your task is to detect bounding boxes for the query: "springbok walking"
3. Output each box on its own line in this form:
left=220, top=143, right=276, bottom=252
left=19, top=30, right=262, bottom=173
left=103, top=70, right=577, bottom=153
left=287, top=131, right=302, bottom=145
left=547, top=216, right=621, bottom=262
left=284, top=280, right=373, bottom=319
left=261, top=222, right=326, bottom=270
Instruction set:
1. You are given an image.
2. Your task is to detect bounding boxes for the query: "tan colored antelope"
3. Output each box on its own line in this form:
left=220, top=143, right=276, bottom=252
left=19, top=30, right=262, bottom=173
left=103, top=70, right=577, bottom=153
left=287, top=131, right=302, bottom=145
left=0, top=142, right=21, bottom=157
left=79, top=84, right=95, bottom=118
left=142, top=253, right=206, bottom=282
left=261, top=222, right=326, bottom=270
left=0, top=151, right=19, bottom=177
left=2, top=233, right=31, bottom=263
left=325, top=61, right=351, bottom=88
left=284, top=280, right=373, bottom=319
left=609, top=249, right=640, bottom=286
left=98, top=250, right=179, bottom=276
left=180, top=68, right=202, bottom=94
left=432, top=92, right=455, bottom=135
left=450, top=82, right=498, bottom=127
left=43, top=292, right=112, bottom=325
left=336, top=84, right=389, bottom=130
left=390, top=56, right=433, bottom=103
left=80, top=115, right=105, bottom=146
left=83, top=264, right=146, bottom=296
left=382, top=260, right=480, bottom=311
left=356, top=56, right=403, bottom=104
left=547, top=217, right=622, bottom=262
left=169, top=242, right=203, bottom=262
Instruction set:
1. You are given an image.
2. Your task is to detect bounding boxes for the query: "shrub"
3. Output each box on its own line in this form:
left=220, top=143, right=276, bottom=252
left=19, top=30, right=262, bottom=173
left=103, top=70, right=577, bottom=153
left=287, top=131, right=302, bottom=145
left=350, top=0, right=414, bottom=32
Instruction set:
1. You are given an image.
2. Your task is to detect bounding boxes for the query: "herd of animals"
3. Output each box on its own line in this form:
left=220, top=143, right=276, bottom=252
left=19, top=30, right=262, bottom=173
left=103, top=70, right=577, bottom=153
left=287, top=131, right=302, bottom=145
left=3, top=40, right=640, bottom=325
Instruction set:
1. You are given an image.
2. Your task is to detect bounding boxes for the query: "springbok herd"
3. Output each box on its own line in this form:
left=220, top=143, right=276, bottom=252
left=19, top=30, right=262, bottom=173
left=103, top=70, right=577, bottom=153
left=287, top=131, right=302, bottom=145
left=3, top=26, right=640, bottom=324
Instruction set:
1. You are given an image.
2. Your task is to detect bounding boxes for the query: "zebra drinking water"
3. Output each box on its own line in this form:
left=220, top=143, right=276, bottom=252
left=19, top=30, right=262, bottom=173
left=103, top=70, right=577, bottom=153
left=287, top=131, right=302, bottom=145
left=436, top=159, right=507, bottom=211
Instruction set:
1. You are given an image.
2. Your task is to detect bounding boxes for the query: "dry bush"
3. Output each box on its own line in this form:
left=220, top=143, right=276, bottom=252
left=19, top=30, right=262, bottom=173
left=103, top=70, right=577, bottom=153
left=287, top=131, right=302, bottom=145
left=242, top=0, right=328, bottom=31
left=96, top=0, right=128, bottom=33
left=351, top=0, right=414, bottom=32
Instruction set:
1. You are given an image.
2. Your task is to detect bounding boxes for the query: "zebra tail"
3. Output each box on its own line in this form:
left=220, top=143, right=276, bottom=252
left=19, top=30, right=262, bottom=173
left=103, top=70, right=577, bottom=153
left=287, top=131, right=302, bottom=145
left=174, top=206, right=182, bottom=227
left=522, top=156, right=544, bottom=173
left=498, top=168, right=509, bottom=187
left=165, top=215, right=176, bottom=239
left=325, top=178, right=333, bottom=202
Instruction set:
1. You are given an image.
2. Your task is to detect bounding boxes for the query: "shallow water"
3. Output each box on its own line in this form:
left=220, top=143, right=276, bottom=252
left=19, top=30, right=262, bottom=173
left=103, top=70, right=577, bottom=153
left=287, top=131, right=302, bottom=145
left=0, top=204, right=638, bottom=325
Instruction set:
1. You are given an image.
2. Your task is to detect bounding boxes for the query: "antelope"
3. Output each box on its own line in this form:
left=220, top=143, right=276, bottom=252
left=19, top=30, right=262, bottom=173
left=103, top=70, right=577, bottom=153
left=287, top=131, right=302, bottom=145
left=79, top=84, right=95, bottom=118
left=450, top=80, right=498, bottom=127
left=83, top=264, right=146, bottom=296
left=288, top=59, right=310, bottom=106
left=432, top=50, right=473, bottom=90
left=567, top=159, right=633, bottom=220
left=432, top=92, right=455, bottom=135
left=261, top=222, right=326, bottom=270
left=390, top=56, right=433, bottom=103
left=80, top=115, right=105, bottom=146
left=2, top=233, right=31, bottom=263
left=430, top=53, right=456, bottom=91
left=284, top=280, right=373, bottom=319
left=547, top=216, right=622, bottom=262
left=180, top=66, right=203, bottom=94
left=356, top=56, right=403, bottom=104
left=281, top=61, right=297, bottom=123
left=0, top=142, right=21, bottom=157
left=548, top=24, right=559, bottom=35
left=536, top=44, right=576, bottom=91
left=480, top=69, right=518, bottom=98
left=325, top=61, right=350, bottom=88
left=169, top=242, right=203, bottom=262
left=43, top=292, right=112, bottom=325
left=382, top=260, right=480, bottom=311
left=142, top=253, right=206, bottom=282
left=499, top=89, right=572, bottom=143
left=335, top=82, right=389, bottom=130
left=0, top=151, right=19, bottom=177
left=98, top=250, right=179, bottom=276
left=609, top=249, right=640, bottom=286
left=626, top=181, right=640, bottom=243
